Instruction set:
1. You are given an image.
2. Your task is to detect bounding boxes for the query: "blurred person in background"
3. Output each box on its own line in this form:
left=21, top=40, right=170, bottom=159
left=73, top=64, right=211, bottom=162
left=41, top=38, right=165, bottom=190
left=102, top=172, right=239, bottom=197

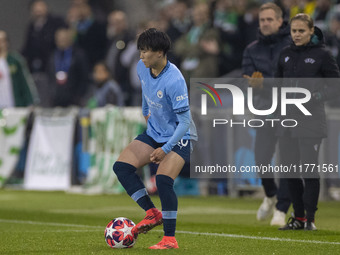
left=276, top=0, right=295, bottom=21
left=323, top=13, right=340, bottom=107
left=166, top=1, right=191, bottom=45
left=312, top=0, right=332, bottom=31
left=166, top=0, right=192, bottom=67
left=66, top=4, right=81, bottom=31
left=0, top=30, right=38, bottom=108
left=212, top=0, right=245, bottom=75
left=86, top=61, right=124, bottom=108
left=21, top=0, right=65, bottom=107
left=290, top=0, right=317, bottom=19
left=47, top=27, right=90, bottom=107
left=238, top=1, right=260, bottom=47
left=326, top=12, right=340, bottom=71
left=73, top=2, right=107, bottom=68
left=120, top=21, right=150, bottom=106
left=242, top=3, right=291, bottom=227
left=105, top=10, right=133, bottom=106
left=276, top=13, right=340, bottom=230
left=175, top=2, right=220, bottom=84
left=22, top=0, right=65, bottom=74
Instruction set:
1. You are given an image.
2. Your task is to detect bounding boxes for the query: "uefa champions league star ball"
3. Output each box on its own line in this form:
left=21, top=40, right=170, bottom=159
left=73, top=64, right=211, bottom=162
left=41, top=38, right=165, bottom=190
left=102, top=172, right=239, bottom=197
left=104, top=217, right=137, bottom=248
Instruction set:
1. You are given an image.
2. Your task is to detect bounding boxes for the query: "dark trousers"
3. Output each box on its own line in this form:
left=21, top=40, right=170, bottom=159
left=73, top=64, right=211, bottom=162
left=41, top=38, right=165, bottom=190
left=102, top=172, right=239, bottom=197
left=279, top=130, right=321, bottom=221
left=255, top=126, right=291, bottom=213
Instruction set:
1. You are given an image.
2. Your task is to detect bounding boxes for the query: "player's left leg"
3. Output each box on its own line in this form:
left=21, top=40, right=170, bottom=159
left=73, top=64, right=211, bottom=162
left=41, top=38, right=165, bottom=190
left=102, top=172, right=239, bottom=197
left=300, top=137, right=322, bottom=230
left=149, top=146, right=187, bottom=249
left=113, top=137, right=163, bottom=236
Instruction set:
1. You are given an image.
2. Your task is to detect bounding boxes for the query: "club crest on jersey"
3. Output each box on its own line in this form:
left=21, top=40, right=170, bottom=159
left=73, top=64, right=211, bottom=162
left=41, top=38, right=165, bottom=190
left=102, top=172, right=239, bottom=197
left=285, top=56, right=289, bottom=63
left=304, top=58, right=315, bottom=64
left=157, top=90, right=163, bottom=98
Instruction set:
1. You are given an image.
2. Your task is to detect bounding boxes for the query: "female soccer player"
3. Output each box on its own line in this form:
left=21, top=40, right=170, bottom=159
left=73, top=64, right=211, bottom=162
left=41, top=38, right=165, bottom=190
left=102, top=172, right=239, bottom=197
left=276, top=13, right=340, bottom=230
left=112, top=28, right=196, bottom=249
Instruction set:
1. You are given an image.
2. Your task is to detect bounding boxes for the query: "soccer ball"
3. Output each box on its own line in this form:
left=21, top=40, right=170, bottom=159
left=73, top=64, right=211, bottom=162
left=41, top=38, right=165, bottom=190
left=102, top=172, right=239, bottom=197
left=104, top=217, right=137, bottom=249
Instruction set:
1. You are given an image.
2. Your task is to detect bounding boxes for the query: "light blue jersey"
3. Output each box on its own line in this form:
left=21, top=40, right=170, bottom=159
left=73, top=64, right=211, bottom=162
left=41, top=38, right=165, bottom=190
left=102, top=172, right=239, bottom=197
left=137, top=60, right=196, bottom=145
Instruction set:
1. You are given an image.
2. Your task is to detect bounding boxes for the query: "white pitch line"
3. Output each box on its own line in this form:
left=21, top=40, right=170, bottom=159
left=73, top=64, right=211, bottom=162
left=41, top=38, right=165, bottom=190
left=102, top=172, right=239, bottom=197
left=1, top=219, right=340, bottom=246
left=0, top=219, right=102, bottom=229
left=48, top=207, right=256, bottom=215
left=170, top=230, right=340, bottom=246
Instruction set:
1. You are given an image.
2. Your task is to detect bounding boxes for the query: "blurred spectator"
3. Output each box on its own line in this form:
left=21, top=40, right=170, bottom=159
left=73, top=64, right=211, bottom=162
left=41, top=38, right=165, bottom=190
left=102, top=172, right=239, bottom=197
left=86, top=61, right=124, bottom=108
left=327, top=12, right=340, bottom=60
left=105, top=10, right=133, bottom=105
left=73, top=2, right=107, bottom=67
left=290, top=0, right=317, bottom=19
left=277, top=0, right=295, bottom=21
left=239, top=1, right=260, bottom=46
left=212, top=0, right=244, bottom=75
left=66, top=4, right=81, bottom=31
left=22, top=0, right=65, bottom=73
left=120, top=21, right=148, bottom=106
left=325, top=12, right=340, bottom=107
left=166, top=0, right=191, bottom=67
left=0, top=30, right=38, bottom=108
left=166, top=1, right=191, bottom=43
left=313, top=0, right=332, bottom=31
left=175, top=3, right=220, bottom=83
left=47, top=27, right=90, bottom=107
left=213, top=0, right=239, bottom=32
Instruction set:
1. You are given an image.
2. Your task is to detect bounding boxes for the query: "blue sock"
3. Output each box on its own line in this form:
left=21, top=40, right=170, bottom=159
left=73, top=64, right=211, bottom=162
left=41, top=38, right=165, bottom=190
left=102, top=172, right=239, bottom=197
left=113, top=161, right=154, bottom=211
left=156, top=174, right=177, bottom=236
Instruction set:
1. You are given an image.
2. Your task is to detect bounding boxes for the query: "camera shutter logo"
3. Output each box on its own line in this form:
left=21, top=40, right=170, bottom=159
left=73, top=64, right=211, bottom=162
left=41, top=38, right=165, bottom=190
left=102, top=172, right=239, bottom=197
left=197, top=82, right=223, bottom=115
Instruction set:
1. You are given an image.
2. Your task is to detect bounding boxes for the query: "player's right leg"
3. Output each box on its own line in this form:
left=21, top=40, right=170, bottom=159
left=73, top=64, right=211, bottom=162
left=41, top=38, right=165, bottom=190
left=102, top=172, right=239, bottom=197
left=112, top=139, right=162, bottom=235
left=255, top=127, right=278, bottom=221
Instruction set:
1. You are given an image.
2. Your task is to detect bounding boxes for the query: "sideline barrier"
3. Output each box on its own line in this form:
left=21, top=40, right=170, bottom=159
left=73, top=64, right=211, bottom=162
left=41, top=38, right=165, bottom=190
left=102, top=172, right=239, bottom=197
left=81, top=107, right=145, bottom=194
left=0, top=108, right=31, bottom=187
left=1, top=106, right=340, bottom=198
left=24, top=108, right=78, bottom=190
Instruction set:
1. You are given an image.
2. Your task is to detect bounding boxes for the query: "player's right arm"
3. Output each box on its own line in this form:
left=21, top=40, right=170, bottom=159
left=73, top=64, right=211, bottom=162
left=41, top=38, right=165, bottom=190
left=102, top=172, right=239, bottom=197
left=142, top=91, right=150, bottom=124
left=138, top=60, right=150, bottom=124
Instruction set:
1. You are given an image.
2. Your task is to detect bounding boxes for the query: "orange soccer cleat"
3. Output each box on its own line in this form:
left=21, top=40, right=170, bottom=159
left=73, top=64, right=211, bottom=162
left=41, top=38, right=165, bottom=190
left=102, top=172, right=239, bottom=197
left=132, top=208, right=163, bottom=235
left=149, top=236, right=179, bottom=249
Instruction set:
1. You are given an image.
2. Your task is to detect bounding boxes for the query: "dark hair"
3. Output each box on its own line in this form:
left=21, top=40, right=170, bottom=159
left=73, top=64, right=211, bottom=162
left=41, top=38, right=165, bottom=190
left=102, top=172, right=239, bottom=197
left=29, top=0, right=47, bottom=9
left=94, top=61, right=110, bottom=73
left=137, top=28, right=171, bottom=55
left=290, top=13, right=314, bottom=29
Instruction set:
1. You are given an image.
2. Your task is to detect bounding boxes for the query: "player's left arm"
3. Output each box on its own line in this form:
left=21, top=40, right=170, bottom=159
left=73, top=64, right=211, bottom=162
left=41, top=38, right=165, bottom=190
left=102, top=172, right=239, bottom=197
left=150, top=110, right=190, bottom=164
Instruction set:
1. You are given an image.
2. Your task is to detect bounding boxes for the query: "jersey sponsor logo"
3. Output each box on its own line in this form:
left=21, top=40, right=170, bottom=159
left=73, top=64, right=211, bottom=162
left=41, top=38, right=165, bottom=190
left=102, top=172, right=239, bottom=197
left=176, top=93, right=188, bottom=101
left=285, top=56, right=289, bottom=63
left=177, top=139, right=188, bottom=150
left=157, top=90, right=163, bottom=98
left=304, top=58, right=315, bottom=64
left=144, top=95, right=163, bottom=109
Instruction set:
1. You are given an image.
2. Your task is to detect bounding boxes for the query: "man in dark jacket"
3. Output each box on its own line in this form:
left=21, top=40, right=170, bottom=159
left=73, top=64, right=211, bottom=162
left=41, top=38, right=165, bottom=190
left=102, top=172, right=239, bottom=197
left=48, top=27, right=90, bottom=107
left=242, top=3, right=291, bottom=226
left=22, top=0, right=65, bottom=73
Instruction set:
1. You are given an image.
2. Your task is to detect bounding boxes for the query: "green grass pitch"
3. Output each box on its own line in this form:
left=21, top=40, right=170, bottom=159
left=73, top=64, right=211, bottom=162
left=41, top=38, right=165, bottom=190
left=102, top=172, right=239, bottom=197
left=0, top=189, right=340, bottom=254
